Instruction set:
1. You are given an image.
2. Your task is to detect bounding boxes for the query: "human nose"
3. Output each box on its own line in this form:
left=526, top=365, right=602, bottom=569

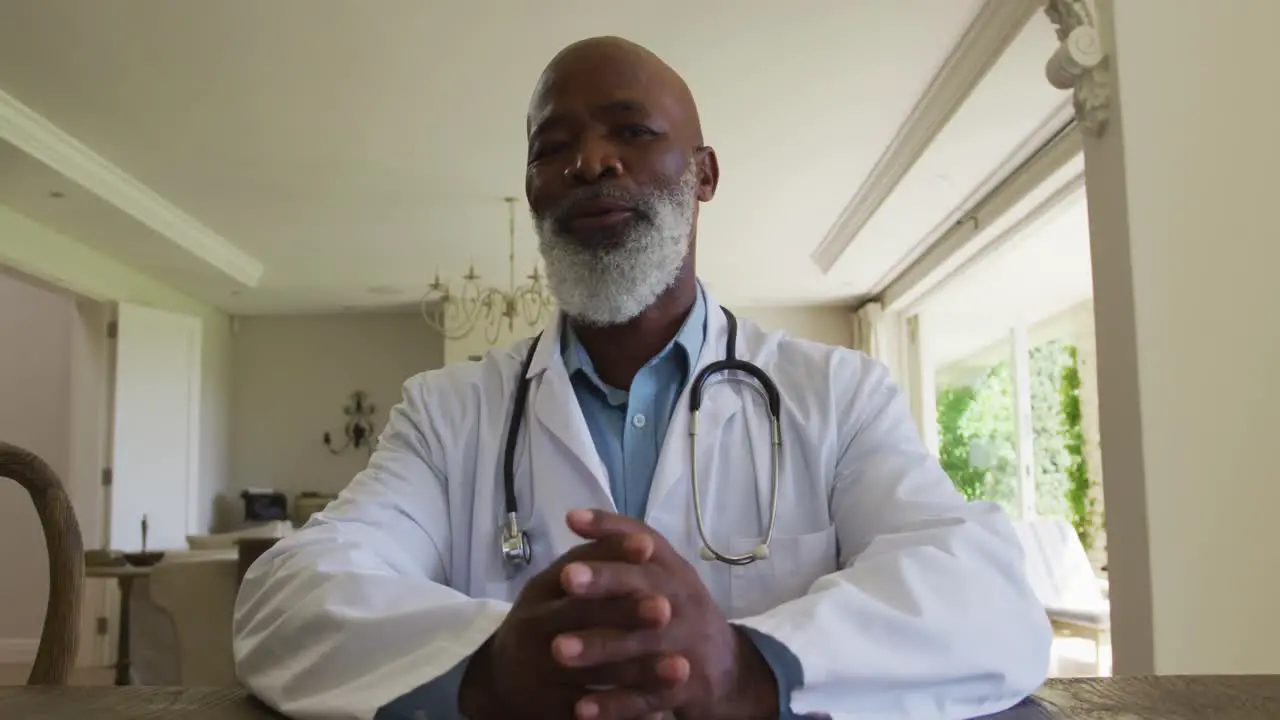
left=565, top=136, right=623, bottom=185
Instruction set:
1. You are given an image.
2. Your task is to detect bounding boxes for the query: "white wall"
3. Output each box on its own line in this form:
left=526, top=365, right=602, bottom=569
left=1087, top=0, right=1280, bottom=674
left=228, top=312, right=443, bottom=525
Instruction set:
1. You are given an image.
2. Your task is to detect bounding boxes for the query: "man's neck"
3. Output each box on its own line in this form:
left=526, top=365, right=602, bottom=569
left=569, top=270, right=697, bottom=391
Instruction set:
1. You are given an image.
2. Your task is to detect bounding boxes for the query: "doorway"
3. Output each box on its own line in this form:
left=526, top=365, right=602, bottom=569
left=908, top=186, right=1110, bottom=676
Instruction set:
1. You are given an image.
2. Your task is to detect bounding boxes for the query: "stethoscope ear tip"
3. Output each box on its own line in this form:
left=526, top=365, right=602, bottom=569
left=698, top=546, right=716, bottom=562
left=751, top=545, right=769, bottom=560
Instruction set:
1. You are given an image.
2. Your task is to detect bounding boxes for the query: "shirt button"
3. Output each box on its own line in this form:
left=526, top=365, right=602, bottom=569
left=632, top=414, right=647, bottom=428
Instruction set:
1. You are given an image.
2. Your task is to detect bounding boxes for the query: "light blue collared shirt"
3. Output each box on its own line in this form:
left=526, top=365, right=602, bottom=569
left=560, top=290, right=707, bottom=517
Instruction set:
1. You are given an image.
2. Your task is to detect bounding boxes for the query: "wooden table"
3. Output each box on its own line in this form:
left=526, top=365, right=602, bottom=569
left=3, top=676, right=1280, bottom=718
left=85, top=564, right=154, bottom=686
left=236, top=537, right=281, bottom=585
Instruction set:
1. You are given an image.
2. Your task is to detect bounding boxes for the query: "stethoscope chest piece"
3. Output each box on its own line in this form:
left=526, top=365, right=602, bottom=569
left=500, top=511, right=531, bottom=574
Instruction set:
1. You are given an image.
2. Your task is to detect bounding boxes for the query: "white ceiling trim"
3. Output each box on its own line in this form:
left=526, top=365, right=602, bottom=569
left=883, top=123, right=1085, bottom=313
left=0, top=88, right=263, bottom=288
left=809, top=0, right=1042, bottom=274
left=903, top=173, right=1085, bottom=319
left=869, top=98, right=1076, bottom=295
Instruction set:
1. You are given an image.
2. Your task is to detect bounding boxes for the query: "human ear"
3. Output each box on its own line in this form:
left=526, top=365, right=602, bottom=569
left=694, top=145, right=719, bottom=202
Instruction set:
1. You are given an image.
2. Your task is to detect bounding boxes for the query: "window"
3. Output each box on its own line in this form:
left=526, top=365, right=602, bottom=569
left=929, top=309, right=1104, bottom=565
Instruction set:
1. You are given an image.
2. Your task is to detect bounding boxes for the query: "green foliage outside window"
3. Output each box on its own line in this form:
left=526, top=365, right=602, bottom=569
left=1059, top=345, right=1097, bottom=550
left=936, top=365, right=1017, bottom=509
left=935, top=340, right=1096, bottom=550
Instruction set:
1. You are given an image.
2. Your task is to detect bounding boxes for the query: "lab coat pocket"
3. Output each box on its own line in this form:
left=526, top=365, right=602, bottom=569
left=726, top=525, right=838, bottom=620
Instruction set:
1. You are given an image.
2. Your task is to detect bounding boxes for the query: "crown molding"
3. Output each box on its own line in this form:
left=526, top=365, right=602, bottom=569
left=0, top=88, right=263, bottom=287
left=809, top=0, right=1042, bottom=274
left=869, top=98, right=1077, bottom=295
left=881, top=120, right=1084, bottom=312
left=901, top=170, right=1086, bottom=317
left=1044, top=0, right=1112, bottom=136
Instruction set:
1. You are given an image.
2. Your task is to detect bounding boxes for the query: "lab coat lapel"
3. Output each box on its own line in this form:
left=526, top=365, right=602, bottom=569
left=527, top=313, right=615, bottom=509
left=645, top=294, right=743, bottom=522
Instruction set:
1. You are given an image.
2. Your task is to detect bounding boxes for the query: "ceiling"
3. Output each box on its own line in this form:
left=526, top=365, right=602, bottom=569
left=916, top=186, right=1095, bottom=369
left=0, top=1, right=1070, bottom=315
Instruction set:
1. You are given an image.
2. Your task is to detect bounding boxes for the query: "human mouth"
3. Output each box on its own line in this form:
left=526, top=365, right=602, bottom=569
left=561, top=198, right=637, bottom=232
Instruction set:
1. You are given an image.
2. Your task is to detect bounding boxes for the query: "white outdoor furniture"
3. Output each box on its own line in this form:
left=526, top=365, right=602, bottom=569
left=1012, top=517, right=1110, bottom=674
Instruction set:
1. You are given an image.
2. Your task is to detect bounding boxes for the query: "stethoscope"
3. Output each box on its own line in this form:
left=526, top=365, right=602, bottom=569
left=500, top=305, right=783, bottom=575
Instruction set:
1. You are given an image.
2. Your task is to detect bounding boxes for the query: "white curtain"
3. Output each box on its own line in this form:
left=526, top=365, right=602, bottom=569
left=850, top=301, right=884, bottom=357
left=850, top=301, right=905, bottom=385
left=850, top=303, right=937, bottom=451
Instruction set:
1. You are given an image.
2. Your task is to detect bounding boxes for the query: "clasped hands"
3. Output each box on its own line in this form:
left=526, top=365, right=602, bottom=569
left=460, top=509, right=777, bottom=720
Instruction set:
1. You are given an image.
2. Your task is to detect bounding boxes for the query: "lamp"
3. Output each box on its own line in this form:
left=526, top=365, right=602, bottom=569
left=322, top=391, right=377, bottom=456
left=420, top=197, right=556, bottom=344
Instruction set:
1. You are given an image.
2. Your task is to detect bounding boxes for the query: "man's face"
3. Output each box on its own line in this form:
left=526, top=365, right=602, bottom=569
left=525, top=48, right=712, bottom=326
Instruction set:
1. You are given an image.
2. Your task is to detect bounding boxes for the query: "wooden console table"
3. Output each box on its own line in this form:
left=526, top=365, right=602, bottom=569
left=84, top=564, right=152, bottom=686
left=235, top=537, right=281, bottom=585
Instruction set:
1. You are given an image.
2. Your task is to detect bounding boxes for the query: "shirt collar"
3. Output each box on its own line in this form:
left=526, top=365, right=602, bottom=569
left=561, top=282, right=709, bottom=391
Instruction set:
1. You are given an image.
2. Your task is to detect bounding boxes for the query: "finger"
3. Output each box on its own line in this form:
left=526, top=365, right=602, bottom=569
left=574, top=658, right=689, bottom=720
left=558, top=533, right=653, bottom=566
left=578, top=688, right=677, bottom=720
left=561, top=561, right=662, bottom=598
left=564, top=653, right=689, bottom=693
left=524, top=534, right=651, bottom=599
left=551, top=627, right=669, bottom=668
left=542, top=595, right=670, bottom=634
left=567, top=509, right=653, bottom=541
left=567, top=511, right=678, bottom=568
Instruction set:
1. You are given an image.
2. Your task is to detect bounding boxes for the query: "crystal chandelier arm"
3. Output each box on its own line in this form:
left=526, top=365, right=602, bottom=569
left=420, top=196, right=554, bottom=345
left=513, top=281, right=554, bottom=327
left=421, top=285, right=484, bottom=341
left=478, top=287, right=508, bottom=345
left=421, top=262, right=496, bottom=340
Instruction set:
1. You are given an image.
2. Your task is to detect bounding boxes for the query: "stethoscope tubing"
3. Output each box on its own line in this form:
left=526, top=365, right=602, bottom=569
left=500, top=306, right=782, bottom=571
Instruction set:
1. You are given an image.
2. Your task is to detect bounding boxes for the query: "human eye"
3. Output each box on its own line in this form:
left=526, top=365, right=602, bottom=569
left=529, top=138, right=571, bottom=163
left=615, top=124, right=659, bottom=141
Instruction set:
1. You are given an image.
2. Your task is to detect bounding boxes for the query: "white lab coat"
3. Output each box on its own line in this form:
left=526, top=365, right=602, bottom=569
left=233, top=292, right=1052, bottom=720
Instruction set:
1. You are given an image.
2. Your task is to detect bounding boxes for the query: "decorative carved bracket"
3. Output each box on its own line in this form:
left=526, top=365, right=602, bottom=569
left=1044, top=0, right=1112, bottom=136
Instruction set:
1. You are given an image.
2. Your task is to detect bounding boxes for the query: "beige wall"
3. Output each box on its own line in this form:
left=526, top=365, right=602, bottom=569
left=442, top=314, right=542, bottom=367
left=195, top=316, right=232, bottom=533
left=736, top=304, right=853, bottom=348
left=1088, top=0, right=1280, bottom=674
left=441, top=303, right=856, bottom=367
left=0, top=271, right=76, bottom=656
left=228, top=312, right=443, bottom=526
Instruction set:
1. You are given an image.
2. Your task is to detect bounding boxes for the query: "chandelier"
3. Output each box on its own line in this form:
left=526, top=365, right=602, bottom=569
left=420, top=196, right=556, bottom=343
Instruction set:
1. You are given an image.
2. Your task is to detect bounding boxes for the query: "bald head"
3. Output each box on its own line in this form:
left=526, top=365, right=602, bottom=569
left=528, top=36, right=703, bottom=145
left=524, top=36, right=719, bottom=327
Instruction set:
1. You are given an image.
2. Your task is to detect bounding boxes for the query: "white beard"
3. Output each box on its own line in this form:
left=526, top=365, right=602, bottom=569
left=534, top=165, right=698, bottom=327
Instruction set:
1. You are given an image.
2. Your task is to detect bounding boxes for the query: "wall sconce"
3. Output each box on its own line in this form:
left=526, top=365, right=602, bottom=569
left=323, top=390, right=377, bottom=456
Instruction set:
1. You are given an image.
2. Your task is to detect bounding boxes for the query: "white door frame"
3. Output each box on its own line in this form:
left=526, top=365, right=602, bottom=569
left=104, top=301, right=203, bottom=550
left=94, top=302, right=202, bottom=669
